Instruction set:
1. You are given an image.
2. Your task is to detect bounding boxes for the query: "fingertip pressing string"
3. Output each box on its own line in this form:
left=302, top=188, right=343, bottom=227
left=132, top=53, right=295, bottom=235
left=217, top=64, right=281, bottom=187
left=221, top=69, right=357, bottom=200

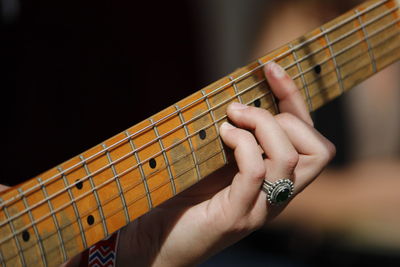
left=1, top=1, right=398, bottom=262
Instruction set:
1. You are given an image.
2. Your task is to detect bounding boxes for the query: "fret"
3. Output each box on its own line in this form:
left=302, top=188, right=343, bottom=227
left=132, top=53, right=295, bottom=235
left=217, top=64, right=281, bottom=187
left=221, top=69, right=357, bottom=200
left=362, top=3, right=400, bottom=71
left=229, top=62, right=270, bottom=109
left=101, top=144, right=130, bottom=224
left=37, top=178, right=67, bottom=263
left=78, top=155, right=108, bottom=237
left=57, top=167, right=87, bottom=249
left=289, top=44, right=313, bottom=112
left=174, top=104, right=202, bottom=182
left=202, top=77, right=237, bottom=120
left=257, top=59, right=280, bottom=114
left=17, top=188, right=47, bottom=267
left=201, top=90, right=228, bottom=164
left=311, top=27, right=400, bottom=106
left=320, top=25, right=345, bottom=94
left=1, top=1, right=400, bottom=265
left=124, top=131, right=153, bottom=210
left=228, top=75, right=244, bottom=104
left=149, top=119, right=176, bottom=196
left=0, top=197, right=26, bottom=266
left=355, top=9, right=377, bottom=73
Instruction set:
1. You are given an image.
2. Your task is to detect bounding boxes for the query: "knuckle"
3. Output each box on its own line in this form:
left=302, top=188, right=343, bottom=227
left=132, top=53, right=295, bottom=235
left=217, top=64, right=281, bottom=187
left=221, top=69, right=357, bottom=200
left=227, top=217, right=260, bottom=235
left=284, top=152, right=300, bottom=171
left=325, top=140, right=337, bottom=161
left=248, top=164, right=266, bottom=181
left=318, top=140, right=336, bottom=164
left=229, top=219, right=250, bottom=234
left=273, top=150, right=299, bottom=174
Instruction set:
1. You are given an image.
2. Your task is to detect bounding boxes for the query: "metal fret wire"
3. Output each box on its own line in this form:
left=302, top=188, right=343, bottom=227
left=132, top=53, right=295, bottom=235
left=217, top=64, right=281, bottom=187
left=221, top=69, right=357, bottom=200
left=174, top=105, right=202, bottom=182
left=18, top=188, right=48, bottom=267
left=1, top=14, right=399, bottom=248
left=125, top=130, right=153, bottom=210
left=289, top=43, right=313, bottom=111
left=0, top=0, right=390, bottom=210
left=57, top=167, right=87, bottom=249
left=37, top=177, right=68, bottom=262
left=321, top=25, right=345, bottom=93
left=102, top=143, right=131, bottom=224
left=0, top=196, right=26, bottom=266
left=291, top=17, right=399, bottom=84
left=355, top=9, right=378, bottom=73
left=3, top=39, right=400, bottom=261
left=258, top=59, right=280, bottom=113
left=1, top=11, right=399, bottom=236
left=2, top=6, right=397, bottom=229
left=3, top=141, right=225, bottom=264
left=201, top=89, right=228, bottom=164
left=149, top=118, right=177, bottom=195
left=79, top=155, right=108, bottom=237
left=4, top=36, right=400, bottom=260
left=229, top=75, right=244, bottom=104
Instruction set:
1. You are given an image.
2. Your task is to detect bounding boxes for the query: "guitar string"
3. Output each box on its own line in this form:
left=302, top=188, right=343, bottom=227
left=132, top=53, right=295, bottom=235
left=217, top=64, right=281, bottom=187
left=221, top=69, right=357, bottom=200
left=1, top=35, right=399, bottom=260
left=1, top=38, right=393, bottom=259
left=0, top=3, right=396, bottom=264
left=0, top=13, right=398, bottom=236
left=1, top=6, right=398, bottom=260
left=0, top=1, right=393, bottom=213
left=3, top=39, right=400, bottom=263
left=0, top=0, right=390, bottom=209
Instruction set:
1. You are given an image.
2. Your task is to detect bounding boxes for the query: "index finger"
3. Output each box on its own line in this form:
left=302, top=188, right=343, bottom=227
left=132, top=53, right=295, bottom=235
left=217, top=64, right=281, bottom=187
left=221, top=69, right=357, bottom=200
left=264, top=62, right=313, bottom=126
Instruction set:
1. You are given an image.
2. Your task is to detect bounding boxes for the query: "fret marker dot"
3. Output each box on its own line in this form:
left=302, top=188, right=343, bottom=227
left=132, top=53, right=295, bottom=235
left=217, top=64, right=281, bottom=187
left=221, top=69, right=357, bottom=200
left=87, top=215, right=95, bottom=225
left=199, top=129, right=206, bottom=140
left=314, top=64, right=321, bottom=74
left=149, top=158, right=157, bottom=169
left=254, top=99, right=261, bottom=107
left=22, top=230, right=30, bottom=242
left=76, top=180, right=83, bottom=190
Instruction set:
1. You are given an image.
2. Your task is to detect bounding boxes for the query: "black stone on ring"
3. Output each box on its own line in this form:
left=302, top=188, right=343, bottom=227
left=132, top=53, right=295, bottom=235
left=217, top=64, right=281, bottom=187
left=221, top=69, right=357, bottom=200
left=262, top=179, right=294, bottom=205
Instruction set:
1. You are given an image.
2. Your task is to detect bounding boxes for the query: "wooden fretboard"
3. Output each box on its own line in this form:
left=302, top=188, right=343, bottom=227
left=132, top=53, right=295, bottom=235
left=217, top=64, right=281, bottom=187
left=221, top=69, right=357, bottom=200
left=1, top=0, right=399, bottom=266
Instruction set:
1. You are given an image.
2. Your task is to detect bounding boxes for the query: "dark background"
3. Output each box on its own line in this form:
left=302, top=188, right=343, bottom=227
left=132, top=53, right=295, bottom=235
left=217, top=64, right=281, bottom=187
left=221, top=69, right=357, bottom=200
left=2, top=1, right=203, bottom=184
left=2, top=1, right=398, bottom=266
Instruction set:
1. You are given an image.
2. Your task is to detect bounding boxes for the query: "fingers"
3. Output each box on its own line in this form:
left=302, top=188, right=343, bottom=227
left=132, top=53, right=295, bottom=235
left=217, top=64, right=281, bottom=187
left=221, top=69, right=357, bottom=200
left=264, top=62, right=313, bottom=126
left=226, top=103, right=298, bottom=180
left=275, top=113, right=336, bottom=192
left=219, top=122, right=265, bottom=212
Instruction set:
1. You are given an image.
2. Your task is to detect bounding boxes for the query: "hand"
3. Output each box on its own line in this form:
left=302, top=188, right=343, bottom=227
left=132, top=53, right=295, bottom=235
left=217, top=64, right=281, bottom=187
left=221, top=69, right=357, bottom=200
left=116, top=62, right=336, bottom=266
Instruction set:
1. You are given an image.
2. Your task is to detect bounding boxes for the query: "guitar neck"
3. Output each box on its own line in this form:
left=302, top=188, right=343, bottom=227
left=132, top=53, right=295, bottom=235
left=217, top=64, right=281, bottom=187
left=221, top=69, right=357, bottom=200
left=1, top=0, right=400, bottom=266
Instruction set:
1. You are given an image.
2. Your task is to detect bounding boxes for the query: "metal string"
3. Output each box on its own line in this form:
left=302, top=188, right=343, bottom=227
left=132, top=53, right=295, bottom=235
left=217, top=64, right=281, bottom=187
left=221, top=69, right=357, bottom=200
left=0, top=0, right=390, bottom=210
left=0, top=9, right=398, bottom=236
left=2, top=30, right=399, bottom=260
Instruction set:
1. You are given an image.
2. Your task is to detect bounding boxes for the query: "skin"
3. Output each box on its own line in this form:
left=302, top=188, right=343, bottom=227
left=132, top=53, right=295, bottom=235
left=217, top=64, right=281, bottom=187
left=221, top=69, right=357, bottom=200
left=1, top=62, right=335, bottom=267
left=115, top=62, right=335, bottom=266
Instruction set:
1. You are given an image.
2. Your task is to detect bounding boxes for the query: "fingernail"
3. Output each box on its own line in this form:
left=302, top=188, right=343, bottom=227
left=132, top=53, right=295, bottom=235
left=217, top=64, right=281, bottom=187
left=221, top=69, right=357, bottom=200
left=229, top=102, right=248, bottom=110
left=267, top=61, right=285, bottom=78
left=221, top=121, right=235, bottom=130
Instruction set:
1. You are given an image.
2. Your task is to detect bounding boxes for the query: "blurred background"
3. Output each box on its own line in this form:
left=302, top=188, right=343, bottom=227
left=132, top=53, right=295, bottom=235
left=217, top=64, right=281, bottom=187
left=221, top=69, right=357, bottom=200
left=2, top=0, right=400, bottom=266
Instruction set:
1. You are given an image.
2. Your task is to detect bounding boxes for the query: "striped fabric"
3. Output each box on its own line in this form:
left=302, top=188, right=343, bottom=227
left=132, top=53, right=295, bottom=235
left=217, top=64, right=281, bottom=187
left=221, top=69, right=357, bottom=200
left=79, top=231, right=119, bottom=267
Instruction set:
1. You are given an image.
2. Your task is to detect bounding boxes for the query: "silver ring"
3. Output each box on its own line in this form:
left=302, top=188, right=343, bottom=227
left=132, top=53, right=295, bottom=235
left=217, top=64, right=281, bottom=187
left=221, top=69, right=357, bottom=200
left=262, top=179, right=294, bottom=205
